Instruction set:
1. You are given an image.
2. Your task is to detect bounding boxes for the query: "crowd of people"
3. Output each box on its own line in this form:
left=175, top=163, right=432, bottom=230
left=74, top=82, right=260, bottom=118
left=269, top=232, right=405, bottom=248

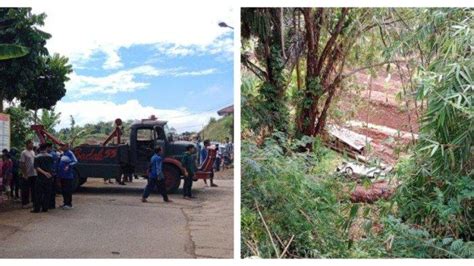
left=213, top=137, right=234, bottom=172
left=1, top=137, right=234, bottom=208
left=0, top=140, right=78, bottom=212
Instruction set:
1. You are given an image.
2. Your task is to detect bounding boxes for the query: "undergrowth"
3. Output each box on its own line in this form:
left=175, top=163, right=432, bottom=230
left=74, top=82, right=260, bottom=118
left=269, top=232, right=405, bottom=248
left=241, top=133, right=474, bottom=258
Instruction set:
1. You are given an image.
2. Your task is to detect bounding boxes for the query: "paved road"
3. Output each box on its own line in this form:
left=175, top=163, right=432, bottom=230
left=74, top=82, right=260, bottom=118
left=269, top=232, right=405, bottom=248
left=0, top=169, right=233, bottom=258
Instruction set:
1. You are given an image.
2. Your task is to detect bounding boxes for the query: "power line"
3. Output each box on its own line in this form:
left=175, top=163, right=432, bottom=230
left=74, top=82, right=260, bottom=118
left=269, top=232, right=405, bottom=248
left=163, top=102, right=233, bottom=119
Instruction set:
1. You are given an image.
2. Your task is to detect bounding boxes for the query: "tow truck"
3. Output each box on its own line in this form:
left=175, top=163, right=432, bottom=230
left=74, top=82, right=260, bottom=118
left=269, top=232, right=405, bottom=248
left=31, top=116, right=216, bottom=193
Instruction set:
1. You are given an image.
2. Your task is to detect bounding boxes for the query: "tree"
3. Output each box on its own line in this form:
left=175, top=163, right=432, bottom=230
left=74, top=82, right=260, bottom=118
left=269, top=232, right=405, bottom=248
left=39, top=107, right=61, bottom=133
left=0, top=8, right=71, bottom=114
left=241, top=8, right=298, bottom=133
left=0, top=14, right=29, bottom=60
left=20, top=53, right=72, bottom=122
left=0, top=8, right=50, bottom=112
left=242, top=8, right=434, bottom=141
left=0, top=44, right=28, bottom=60
left=209, top=117, right=217, bottom=124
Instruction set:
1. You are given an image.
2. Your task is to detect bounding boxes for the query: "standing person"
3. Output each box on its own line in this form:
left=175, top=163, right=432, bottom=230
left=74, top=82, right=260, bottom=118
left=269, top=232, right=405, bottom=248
left=141, top=146, right=171, bottom=203
left=9, top=149, right=20, bottom=201
left=57, top=143, right=78, bottom=209
left=2, top=152, right=13, bottom=200
left=200, top=139, right=218, bottom=187
left=46, top=143, right=59, bottom=209
left=181, top=145, right=197, bottom=199
left=32, top=143, right=53, bottom=213
left=223, top=137, right=233, bottom=169
left=20, top=140, right=37, bottom=209
left=214, top=144, right=221, bottom=172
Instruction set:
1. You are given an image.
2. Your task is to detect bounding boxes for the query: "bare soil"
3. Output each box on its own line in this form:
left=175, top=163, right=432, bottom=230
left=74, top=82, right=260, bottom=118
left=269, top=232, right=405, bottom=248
left=336, top=70, right=421, bottom=163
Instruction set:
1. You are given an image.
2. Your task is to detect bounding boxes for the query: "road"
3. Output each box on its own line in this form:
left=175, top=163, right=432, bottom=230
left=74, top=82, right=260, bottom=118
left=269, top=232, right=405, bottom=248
left=0, top=169, right=233, bottom=258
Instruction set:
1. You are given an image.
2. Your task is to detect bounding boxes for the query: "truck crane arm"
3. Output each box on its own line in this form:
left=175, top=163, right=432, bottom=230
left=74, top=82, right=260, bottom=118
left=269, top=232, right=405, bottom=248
left=31, top=124, right=65, bottom=146
left=102, top=118, right=123, bottom=146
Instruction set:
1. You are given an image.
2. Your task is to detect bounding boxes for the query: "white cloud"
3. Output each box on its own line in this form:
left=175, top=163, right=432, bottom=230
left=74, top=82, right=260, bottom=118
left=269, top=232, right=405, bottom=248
left=67, top=65, right=217, bottom=97
left=174, top=68, right=217, bottom=77
left=32, top=0, right=234, bottom=69
left=154, top=35, right=233, bottom=61
left=55, top=99, right=217, bottom=133
left=102, top=47, right=123, bottom=70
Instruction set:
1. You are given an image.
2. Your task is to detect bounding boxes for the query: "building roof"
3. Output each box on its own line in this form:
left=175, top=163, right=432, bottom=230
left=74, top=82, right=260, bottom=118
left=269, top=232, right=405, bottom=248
left=217, top=105, right=234, bottom=116
left=328, top=124, right=372, bottom=152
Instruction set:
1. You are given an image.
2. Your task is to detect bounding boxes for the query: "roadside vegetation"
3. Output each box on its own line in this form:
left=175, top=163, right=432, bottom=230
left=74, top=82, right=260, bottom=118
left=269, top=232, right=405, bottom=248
left=241, top=8, right=473, bottom=258
left=200, top=115, right=234, bottom=142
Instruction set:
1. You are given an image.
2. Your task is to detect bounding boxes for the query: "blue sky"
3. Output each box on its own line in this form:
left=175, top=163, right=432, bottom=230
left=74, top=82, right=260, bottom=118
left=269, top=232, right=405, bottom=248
left=32, top=1, right=234, bottom=132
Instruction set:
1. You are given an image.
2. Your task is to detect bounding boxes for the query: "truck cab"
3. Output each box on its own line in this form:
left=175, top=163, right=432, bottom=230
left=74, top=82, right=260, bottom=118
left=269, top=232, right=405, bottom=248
left=129, top=119, right=198, bottom=192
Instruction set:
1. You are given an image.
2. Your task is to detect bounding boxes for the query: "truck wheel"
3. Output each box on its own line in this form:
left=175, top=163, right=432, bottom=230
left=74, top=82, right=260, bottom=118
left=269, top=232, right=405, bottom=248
left=162, top=164, right=181, bottom=194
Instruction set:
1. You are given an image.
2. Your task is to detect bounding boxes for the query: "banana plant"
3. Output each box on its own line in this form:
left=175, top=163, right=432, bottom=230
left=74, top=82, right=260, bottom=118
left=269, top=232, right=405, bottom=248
left=0, top=43, right=29, bottom=60
left=0, top=15, right=29, bottom=60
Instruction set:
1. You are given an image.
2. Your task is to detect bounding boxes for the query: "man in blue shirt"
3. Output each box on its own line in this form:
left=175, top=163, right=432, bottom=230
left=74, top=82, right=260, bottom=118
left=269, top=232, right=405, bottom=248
left=142, top=146, right=171, bottom=203
left=58, top=143, right=78, bottom=209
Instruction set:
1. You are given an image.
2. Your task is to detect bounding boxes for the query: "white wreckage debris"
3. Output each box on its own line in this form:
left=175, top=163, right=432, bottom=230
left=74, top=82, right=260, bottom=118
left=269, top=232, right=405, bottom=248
left=336, top=161, right=393, bottom=179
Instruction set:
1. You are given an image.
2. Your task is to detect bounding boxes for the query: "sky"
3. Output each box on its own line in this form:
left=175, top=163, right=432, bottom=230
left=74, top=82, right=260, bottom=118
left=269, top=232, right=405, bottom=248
left=31, top=1, right=234, bottom=133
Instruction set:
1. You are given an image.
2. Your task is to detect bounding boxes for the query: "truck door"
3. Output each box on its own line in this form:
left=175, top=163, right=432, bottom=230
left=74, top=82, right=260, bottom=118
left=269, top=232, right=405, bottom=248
left=135, top=127, right=156, bottom=174
left=154, top=126, right=166, bottom=154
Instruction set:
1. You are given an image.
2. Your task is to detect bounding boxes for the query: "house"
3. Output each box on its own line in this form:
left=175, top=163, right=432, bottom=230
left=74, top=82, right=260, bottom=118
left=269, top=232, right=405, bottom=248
left=217, top=105, right=234, bottom=116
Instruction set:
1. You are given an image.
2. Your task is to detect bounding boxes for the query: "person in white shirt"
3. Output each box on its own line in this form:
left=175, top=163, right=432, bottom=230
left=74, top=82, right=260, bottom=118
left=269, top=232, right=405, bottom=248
left=20, top=139, right=37, bottom=208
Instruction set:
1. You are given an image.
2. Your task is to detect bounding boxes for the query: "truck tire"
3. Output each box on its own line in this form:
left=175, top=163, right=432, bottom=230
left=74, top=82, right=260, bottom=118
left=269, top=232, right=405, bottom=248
left=162, top=164, right=181, bottom=194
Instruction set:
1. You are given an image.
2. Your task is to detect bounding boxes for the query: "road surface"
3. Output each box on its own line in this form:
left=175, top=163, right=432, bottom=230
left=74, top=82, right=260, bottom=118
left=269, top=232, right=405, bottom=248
left=0, top=169, right=233, bottom=258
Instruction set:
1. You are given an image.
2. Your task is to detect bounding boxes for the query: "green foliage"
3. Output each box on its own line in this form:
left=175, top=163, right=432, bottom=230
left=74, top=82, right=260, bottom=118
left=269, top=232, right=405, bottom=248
left=20, top=53, right=73, bottom=112
left=241, top=7, right=473, bottom=258
left=242, top=133, right=473, bottom=258
left=4, top=105, right=34, bottom=150
left=0, top=8, right=71, bottom=113
left=241, top=8, right=290, bottom=133
left=0, top=8, right=50, bottom=105
left=395, top=9, right=473, bottom=239
left=354, top=215, right=473, bottom=258
left=200, top=115, right=233, bottom=142
left=0, top=44, right=28, bottom=60
left=39, top=107, right=61, bottom=133
left=241, top=134, right=352, bottom=258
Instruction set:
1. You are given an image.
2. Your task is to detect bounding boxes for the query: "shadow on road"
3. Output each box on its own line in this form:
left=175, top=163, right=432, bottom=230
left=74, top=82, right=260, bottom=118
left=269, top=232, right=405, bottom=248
left=76, top=183, right=186, bottom=196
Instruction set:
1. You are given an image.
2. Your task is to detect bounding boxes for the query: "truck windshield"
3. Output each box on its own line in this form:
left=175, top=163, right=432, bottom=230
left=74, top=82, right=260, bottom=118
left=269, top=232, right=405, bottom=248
left=137, top=128, right=154, bottom=141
